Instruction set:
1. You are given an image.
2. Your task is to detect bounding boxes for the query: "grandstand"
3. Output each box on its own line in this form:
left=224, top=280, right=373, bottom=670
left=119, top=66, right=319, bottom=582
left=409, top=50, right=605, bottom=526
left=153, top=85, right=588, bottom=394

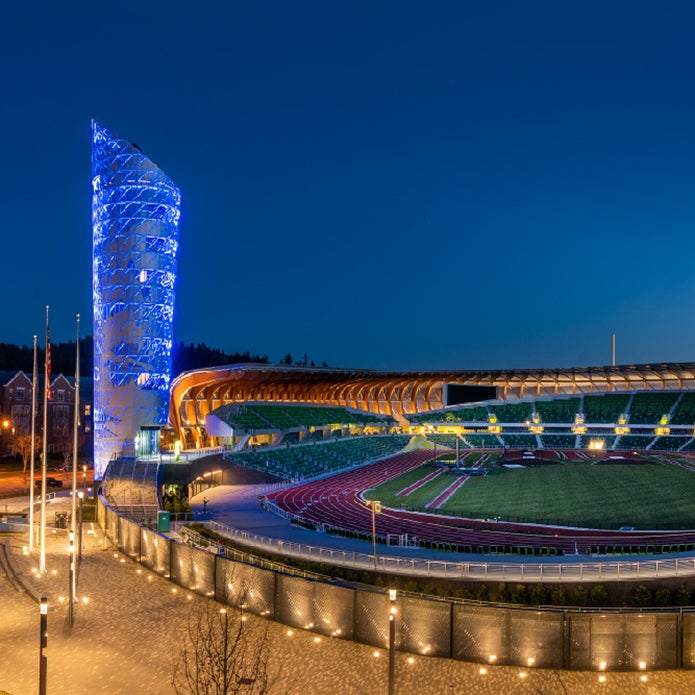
left=396, top=391, right=695, bottom=453
left=224, top=434, right=411, bottom=481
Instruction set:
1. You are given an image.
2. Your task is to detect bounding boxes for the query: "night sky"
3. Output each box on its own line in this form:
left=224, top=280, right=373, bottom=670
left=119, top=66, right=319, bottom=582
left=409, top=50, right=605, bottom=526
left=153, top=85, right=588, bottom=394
left=2, top=2, right=695, bottom=372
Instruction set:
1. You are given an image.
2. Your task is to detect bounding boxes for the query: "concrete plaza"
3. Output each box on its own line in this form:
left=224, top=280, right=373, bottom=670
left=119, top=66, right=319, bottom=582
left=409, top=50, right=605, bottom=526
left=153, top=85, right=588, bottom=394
left=2, top=493, right=695, bottom=694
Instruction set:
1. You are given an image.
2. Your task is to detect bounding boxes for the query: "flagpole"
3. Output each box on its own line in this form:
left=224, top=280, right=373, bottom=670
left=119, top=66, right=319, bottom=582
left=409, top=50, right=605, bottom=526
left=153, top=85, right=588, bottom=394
left=39, top=306, right=49, bottom=574
left=71, top=315, right=80, bottom=602
left=29, top=335, right=37, bottom=551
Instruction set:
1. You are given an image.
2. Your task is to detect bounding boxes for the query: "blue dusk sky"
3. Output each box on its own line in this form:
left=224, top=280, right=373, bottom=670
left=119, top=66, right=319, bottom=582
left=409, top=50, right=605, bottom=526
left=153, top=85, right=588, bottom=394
left=1, top=1, right=695, bottom=372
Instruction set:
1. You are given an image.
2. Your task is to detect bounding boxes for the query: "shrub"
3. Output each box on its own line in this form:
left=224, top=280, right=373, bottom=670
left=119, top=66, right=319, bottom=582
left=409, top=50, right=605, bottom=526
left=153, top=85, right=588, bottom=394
left=589, top=585, right=609, bottom=607
left=551, top=587, right=567, bottom=606
left=676, top=584, right=691, bottom=606
left=654, top=588, right=672, bottom=607
left=530, top=583, right=549, bottom=606
left=512, top=584, right=528, bottom=604
left=574, top=586, right=588, bottom=607
left=632, top=584, right=652, bottom=607
left=496, top=583, right=511, bottom=603
left=475, top=584, right=490, bottom=602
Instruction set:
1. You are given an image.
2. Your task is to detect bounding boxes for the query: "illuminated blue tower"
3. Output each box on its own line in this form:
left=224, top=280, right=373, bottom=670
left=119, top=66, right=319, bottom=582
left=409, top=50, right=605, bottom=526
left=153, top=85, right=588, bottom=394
left=91, top=121, right=181, bottom=478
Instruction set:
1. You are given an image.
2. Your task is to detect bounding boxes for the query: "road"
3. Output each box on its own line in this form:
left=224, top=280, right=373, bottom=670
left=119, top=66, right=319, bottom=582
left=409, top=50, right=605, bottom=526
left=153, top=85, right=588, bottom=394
left=0, top=464, right=95, bottom=499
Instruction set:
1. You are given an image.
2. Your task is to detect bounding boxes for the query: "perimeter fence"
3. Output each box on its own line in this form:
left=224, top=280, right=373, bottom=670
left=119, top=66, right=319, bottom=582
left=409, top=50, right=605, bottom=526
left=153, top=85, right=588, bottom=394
left=199, top=519, right=695, bottom=584
left=98, top=496, right=695, bottom=671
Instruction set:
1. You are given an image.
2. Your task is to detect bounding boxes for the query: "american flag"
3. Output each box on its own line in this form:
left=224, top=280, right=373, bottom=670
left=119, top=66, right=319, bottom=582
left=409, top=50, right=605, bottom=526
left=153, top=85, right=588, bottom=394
left=46, top=322, right=51, bottom=401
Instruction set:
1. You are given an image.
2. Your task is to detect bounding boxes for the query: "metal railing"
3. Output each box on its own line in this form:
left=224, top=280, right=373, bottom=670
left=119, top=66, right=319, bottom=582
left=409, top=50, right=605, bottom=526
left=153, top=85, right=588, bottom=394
left=191, top=519, right=695, bottom=583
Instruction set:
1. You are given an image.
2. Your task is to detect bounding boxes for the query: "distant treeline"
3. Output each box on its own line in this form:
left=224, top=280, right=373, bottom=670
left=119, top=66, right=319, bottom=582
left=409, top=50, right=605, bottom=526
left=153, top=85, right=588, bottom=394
left=0, top=339, right=271, bottom=378
left=171, top=342, right=269, bottom=375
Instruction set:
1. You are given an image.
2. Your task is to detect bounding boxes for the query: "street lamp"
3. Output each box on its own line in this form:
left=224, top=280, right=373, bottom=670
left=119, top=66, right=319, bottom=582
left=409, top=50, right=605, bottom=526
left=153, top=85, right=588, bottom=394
left=39, top=596, right=47, bottom=695
left=82, top=464, right=87, bottom=494
left=388, top=588, right=397, bottom=695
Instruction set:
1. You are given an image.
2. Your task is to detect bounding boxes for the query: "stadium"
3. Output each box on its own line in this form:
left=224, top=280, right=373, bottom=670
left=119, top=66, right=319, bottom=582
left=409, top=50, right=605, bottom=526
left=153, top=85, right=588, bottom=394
left=168, top=361, right=695, bottom=558
left=91, top=122, right=695, bottom=675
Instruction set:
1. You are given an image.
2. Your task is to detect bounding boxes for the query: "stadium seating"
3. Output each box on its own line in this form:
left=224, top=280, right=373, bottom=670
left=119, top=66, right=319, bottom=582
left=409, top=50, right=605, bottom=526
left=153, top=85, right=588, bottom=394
left=614, top=434, right=656, bottom=450
left=499, top=433, right=539, bottom=449
left=218, top=403, right=386, bottom=432
left=535, top=397, right=580, bottom=424
left=463, top=433, right=502, bottom=448
left=629, top=392, right=679, bottom=425
left=582, top=394, right=630, bottom=423
left=540, top=434, right=578, bottom=449
left=427, top=434, right=463, bottom=449
left=669, top=393, right=695, bottom=425
left=408, top=405, right=489, bottom=424
left=488, top=402, right=533, bottom=423
left=651, top=436, right=692, bottom=452
left=224, top=435, right=411, bottom=481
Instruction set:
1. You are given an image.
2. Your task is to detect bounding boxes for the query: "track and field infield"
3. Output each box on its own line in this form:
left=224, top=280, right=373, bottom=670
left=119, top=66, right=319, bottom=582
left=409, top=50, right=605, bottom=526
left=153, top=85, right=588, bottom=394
left=372, top=454, right=695, bottom=530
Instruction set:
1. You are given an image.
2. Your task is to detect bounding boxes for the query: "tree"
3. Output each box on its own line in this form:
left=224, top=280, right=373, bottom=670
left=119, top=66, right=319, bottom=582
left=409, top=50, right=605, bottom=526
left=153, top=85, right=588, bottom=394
left=172, top=601, right=273, bottom=694
left=13, top=432, right=42, bottom=492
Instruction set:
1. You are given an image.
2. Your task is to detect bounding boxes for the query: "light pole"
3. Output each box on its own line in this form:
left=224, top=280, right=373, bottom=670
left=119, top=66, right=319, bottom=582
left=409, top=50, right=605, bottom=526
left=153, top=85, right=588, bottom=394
left=82, top=464, right=87, bottom=494
left=77, top=491, right=84, bottom=564
left=39, top=596, right=47, bottom=695
left=366, top=500, right=381, bottom=571
left=388, top=588, right=397, bottom=695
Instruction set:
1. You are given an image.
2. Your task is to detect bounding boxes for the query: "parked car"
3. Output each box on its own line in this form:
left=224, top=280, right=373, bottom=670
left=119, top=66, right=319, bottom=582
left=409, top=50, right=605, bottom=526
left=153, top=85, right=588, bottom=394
left=35, top=477, right=63, bottom=489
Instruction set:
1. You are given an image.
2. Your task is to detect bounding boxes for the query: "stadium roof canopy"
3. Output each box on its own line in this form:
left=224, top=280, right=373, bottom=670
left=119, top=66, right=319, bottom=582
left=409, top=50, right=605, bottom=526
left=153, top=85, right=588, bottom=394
left=169, top=361, right=695, bottom=446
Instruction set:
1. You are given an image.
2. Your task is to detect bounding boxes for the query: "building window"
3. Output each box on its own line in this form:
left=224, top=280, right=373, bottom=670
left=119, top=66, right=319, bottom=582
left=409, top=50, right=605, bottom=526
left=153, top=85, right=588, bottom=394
left=15, top=387, right=25, bottom=401
left=56, top=390, right=65, bottom=402
left=85, top=404, right=91, bottom=416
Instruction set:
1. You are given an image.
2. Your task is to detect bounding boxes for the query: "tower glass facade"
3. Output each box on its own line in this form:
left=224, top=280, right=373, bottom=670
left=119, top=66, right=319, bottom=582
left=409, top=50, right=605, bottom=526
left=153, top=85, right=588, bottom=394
left=91, top=121, right=181, bottom=478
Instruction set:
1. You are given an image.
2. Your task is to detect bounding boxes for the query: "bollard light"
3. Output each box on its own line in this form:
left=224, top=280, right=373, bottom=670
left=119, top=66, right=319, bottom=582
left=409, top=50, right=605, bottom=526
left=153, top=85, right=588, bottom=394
left=39, top=597, right=48, bottom=695
left=388, top=588, right=397, bottom=695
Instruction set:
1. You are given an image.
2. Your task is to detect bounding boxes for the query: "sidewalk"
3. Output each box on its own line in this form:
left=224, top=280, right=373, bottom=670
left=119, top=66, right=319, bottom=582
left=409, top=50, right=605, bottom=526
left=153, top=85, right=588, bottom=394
left=2, top=496, right=695, bottom=694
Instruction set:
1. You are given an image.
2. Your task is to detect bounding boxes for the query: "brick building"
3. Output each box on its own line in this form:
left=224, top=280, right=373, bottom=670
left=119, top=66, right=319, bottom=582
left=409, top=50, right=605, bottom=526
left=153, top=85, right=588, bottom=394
left=0, top=371, right=93, bottom=459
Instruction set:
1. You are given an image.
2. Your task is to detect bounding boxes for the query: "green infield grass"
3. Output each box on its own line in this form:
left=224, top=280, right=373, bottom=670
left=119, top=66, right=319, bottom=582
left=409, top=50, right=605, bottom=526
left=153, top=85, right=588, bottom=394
left=368, top=456, right=695, bottom=529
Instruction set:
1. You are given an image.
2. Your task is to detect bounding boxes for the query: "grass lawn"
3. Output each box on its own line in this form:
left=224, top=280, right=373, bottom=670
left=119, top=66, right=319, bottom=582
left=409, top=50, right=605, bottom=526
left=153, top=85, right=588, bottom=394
left=371, top=458, right=695, bottom=529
